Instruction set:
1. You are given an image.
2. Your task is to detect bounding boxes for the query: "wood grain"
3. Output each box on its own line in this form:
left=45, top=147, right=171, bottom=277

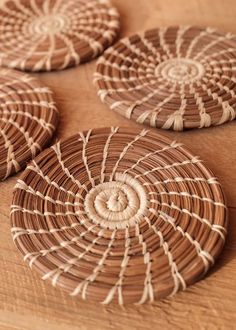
left=0, top=0, right=236, bottom=329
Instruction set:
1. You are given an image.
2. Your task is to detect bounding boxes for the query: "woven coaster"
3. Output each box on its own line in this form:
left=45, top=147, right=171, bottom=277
left=95, top=26, right=236, bottom=130
left=0, top=68, right=58, bottom=180
left=11, top=127, right=227, bottom=304
left=0, top=0, right=119, bottom=72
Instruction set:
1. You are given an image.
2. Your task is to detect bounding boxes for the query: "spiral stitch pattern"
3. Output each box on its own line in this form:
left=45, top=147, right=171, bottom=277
left=0, top=0, right=119, bottom=71
left=11, top=127, right=227, bottom=304
left=95, top=26, right=236, bottom=130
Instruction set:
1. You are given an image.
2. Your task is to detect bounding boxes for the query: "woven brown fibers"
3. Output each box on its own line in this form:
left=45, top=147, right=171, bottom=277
left=11, top=127, right=227, bottom=304
left=0, top=0, right=119, bottom=72
left=0, top=68, right=58, bottom=180
left=95, top=26, right=236, bottom=130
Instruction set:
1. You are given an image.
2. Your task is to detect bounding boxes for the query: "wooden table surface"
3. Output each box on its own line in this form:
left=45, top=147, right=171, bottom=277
left=0, top=0, right=236, bottom=329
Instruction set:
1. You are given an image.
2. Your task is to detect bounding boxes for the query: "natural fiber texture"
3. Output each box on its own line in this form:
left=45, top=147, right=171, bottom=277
left=0, top=68, right=58, bottom=180
left=95, top=26, right=236, bottom=130
left=0, top=0, right=119, bottom=72
left=11, top=127, right=227, bottom=304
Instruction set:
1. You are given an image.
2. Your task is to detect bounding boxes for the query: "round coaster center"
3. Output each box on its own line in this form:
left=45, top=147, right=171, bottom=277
left=107, top=190, right=128, bottom=212
left=155, top=58, right=205, bottom=83
left=82, top=173, right=148, bottom=229
left=30, top=15, right=67, bottom=34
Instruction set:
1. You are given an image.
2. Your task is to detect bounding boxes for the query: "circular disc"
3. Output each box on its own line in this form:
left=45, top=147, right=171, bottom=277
left=95, top=26, right=236, bottom=130
left=0, top=68, right=58, bottom=180
left=11, top=127, right=227, bottom=304
left=0, top=0, right=119, bottom=71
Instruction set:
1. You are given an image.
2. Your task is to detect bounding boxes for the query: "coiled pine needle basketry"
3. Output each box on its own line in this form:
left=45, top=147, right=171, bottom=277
left=11, top=127, right=227, bottom=304
left=95, top=26, right=236, bottom=131
left=0, top=0, right=119, bottom=72
left=0, top=68, right=58, bottom=180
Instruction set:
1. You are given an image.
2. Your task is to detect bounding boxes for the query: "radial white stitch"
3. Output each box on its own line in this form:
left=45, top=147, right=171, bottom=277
left=0, top=69, right=58, bottom=180
left=10, top=127, right=227, bottom=304
left=0, top=0, right=119, bottom=71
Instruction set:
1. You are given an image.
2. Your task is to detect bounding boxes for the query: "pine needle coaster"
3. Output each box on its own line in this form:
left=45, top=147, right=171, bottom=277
left=95, top=26, right=236, bottom=130
left=11, top=127, right=227, bottom=304
left=0, top=68, right=58, bottom=180
left=0, top=0, right=119, bottom=72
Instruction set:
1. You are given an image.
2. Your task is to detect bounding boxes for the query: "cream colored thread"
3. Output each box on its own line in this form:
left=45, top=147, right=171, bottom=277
left=0, top=37, right=40, bottom=66
left=202, top=47, right=236, bottom=62
left=143, top=176, right=219, bottom=186
left=6, top=0, right=33, bottom=18
left=14, top=35, right=48, bottom=71
left=124, top=81, right=170, bottom=120
left=154, top=202, right=226, bottom=240
left=136, top=94, right=174, bottom=126
left=52, top=142, right=85, bottom=189
left=1, top=99, right=56, bottom=110
left=69, top=31, right=102, bottom=58
left=0, top=117, right=41, bottom=157
left=96, top=79, right=160, bottom=103
left=30, top=0, right=44, bottom=16
left=105, top=46, right=142, bottom=67
left=122, top=38, right=148, bottom=61
left=27, top=233, right=100, bottom=268
left=158, top=190, right=226, bottom=208
left=124, top=140, right=182, bottom=175
left=185, top=29, right=211, bottom=58
left=15, top=179, right=81, bottom=207
left=39, top=230, right=102, bottom=275
left=0, top=75, right=33, bottom=89
left=96, top=56, right=137, bottom=73
left=10, top=205, right=86, bottom=218
left=95, top=75, right=157, bottom=90
left=28, top=160, right=84, bottom=196
left=52, top=0, right=64, bottom=13
left=102, top=227, right=130, bottom=305
left=57, top=33, right=80, bottom=70
left=100, top=127, right=119, bottom=183
left=11, top=223, right=97, bottom=241
left=199, top=78, right=236, bottom=124
left=135, top=156, right=200, bottom=179
left=156, top=210, right=214, bottom=272
left=110, top=129, right=149, bottom=181
left=162, top=85, right=186, bottom=131
left=135, top=222, right=154, bottom=305
left=33, top=34, right=56, bottom=71
left=0, top=128, right=20, bottom=179
left=79, top=130, right=95, bottom=187
left=42, top=0, right=50, bottom=14
left=175, top=26, right=190, bottom=58
left=159, top=27, right=174, bottom=59
left=194, top=34, right=233, bottom=61
left=70, top=230, right=117, bottom=298
left=1, top=109, right=55, bottom=133
left=145, top=214, right=186, bottom=295
left=137, top=253, right=154, bottom=304
left=141, top=33, right=161, bottom=61
left=189, top=84, right=211, bottom=128
left=0, top=86, right=52, bottom=98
